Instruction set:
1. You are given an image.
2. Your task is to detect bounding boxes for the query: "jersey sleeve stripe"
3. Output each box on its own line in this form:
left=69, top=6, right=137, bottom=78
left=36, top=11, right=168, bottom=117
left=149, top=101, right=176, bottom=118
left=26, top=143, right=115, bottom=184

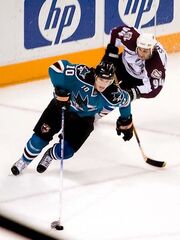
left=49, top=60, right=65, bottom=73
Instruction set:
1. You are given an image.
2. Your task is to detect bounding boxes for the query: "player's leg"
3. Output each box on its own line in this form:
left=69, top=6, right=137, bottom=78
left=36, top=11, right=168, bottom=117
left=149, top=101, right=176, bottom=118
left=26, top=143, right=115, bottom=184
left=11, top=99, right=62, bottom=175
left=37, top=112, right=95, bottom=173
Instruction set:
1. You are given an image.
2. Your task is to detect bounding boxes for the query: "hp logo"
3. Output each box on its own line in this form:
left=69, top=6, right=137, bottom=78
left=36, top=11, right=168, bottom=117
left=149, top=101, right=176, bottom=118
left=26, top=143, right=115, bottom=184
left=105, top=0, right=174, bottom=34
left=24, top=0, right=95, bottom=49
left=119, top=0, right=159, bottom=29
left=39, top=0, right=80, bottom=45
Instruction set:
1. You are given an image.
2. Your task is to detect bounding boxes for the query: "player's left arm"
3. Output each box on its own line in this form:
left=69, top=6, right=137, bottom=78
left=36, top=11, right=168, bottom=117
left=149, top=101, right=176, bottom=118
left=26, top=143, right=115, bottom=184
left=102, top=26, right=139, bottom=65
left=116, top=90, right=133, bottom=141
left=137, top=46, right=167, bottom=99
left=139, top=75, right=165, bottom=99
left=139, top=63, right=166, bottom=99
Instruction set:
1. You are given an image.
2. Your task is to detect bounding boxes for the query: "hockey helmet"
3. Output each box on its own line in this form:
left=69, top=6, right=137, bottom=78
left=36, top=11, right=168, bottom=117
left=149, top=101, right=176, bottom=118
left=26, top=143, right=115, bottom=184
left=95, top=61, right=116, bottom=80
left=137, top=33, right=157, bottom=52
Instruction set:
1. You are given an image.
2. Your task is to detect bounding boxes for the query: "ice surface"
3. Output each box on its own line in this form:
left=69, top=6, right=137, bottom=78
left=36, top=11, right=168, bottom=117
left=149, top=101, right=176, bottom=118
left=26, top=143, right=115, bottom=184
left=0, top=53, right=180, bottom=240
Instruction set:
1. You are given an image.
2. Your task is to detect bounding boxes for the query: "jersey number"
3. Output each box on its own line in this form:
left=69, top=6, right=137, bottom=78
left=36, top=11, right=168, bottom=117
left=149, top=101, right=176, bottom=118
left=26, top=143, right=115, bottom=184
left=65, top=66, right=75, bottom=76
left=153, top=79, right=164, bottom=89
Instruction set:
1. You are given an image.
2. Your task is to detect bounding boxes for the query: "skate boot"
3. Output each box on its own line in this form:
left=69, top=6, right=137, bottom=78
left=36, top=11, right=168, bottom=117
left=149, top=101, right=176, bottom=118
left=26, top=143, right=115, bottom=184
left=11, top=158, right=30, bottom=176
left=37, top=148, right=53, bottom=173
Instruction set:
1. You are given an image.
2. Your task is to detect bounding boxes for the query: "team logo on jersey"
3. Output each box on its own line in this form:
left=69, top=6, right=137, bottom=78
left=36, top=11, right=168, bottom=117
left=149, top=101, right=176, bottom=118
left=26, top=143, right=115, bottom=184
left=111, top=91, right=122, bottom=103
left=105, top=0, right=174, bottom=33
left=24, top=0, right=95, bottom=49
left=75, top=92, right=88, bottom=109
left=123, top=31, right=133, bottom=41
left=72, top=92, right=97, bottom=112
left=76, top=65, right=91, bottom=81
left=111, top=91, right=130, bottom=106
left=118, top=27, right=133, bottom=41
left=151, top=69, right=162, bottom=79
left=41, top=123, right=51, bottom=133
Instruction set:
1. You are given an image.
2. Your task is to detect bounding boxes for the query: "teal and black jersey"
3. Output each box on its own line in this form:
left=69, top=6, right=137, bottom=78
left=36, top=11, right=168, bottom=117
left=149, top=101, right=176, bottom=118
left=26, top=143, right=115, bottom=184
left=11, top=60, right=133, bottom=174
left=49, top=60, right=131, bottom=119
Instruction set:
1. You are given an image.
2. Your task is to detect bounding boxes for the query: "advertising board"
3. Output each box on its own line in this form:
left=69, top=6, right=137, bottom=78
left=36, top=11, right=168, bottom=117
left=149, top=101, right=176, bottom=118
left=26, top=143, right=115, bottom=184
left=0, top=0, right=179, bottom=85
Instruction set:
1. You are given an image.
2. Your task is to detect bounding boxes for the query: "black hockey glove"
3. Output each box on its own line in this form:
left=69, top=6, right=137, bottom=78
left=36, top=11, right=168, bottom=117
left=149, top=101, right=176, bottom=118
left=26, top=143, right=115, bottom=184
left=102, top=43, right=119, bottom=67
left=54, top=87, right=70, bottom=109
left=119, top=82, right=141, bottom=101
left=127, top=88, right=141, bottom=101
left=116, top=115, right=133, bottom=141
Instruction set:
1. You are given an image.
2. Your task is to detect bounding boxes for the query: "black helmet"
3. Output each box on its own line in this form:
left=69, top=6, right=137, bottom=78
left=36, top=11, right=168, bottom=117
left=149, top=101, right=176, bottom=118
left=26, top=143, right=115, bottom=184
left=95, top=61, right=116, bottom=79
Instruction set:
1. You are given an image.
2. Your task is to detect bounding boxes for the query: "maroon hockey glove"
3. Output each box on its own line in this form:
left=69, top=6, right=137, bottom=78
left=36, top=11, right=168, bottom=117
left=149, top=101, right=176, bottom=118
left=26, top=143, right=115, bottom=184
left=116, top=115, right=133, bottom=141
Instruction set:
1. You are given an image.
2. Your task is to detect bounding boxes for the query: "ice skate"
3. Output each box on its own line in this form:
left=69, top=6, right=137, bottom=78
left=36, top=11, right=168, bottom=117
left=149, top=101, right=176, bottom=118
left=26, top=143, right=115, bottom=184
left=11, top=158, right=30, bottom=176
left=37, top=149, right=53, bottom=173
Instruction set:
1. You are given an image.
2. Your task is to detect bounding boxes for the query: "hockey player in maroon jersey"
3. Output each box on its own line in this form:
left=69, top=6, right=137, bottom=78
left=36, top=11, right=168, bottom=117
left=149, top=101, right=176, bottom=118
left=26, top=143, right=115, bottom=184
left=102, top=25, right=167, bottom=101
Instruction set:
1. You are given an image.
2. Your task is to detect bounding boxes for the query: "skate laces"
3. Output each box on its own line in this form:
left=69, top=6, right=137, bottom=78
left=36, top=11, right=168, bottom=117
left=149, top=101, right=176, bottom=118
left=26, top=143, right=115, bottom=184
left=40, top=150, right=53, bottom=167
left=15, top=158, right=29, bottom=170
left=11, top=158, right=30, bottom=176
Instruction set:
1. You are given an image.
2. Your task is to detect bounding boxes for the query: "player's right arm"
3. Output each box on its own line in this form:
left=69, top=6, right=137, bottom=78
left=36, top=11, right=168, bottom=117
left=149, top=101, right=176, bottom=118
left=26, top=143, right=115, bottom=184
left=49, top=60, right=73, bottom=89
left=103, top=25, right=139, bottom=65
left=48, top=60, right=74, bottom=107
left=110, top=25, right=139, bottom=50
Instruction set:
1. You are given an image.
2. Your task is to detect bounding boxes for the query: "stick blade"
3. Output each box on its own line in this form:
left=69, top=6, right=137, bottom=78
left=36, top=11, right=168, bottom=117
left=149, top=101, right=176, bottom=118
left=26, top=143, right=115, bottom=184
left=146, top=158, right=166, bottom=168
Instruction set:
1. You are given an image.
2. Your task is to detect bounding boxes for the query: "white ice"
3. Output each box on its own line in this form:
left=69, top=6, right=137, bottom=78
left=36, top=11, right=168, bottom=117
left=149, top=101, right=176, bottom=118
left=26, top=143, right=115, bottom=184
left=0, top=53, right=180, bottom=240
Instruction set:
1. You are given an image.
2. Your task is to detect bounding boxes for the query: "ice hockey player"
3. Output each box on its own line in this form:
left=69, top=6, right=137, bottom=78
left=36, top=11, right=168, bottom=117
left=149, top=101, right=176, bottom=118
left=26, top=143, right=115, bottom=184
left=11, top=60, right=133, bottom=175
left=102, top=25, right=167, bottom=101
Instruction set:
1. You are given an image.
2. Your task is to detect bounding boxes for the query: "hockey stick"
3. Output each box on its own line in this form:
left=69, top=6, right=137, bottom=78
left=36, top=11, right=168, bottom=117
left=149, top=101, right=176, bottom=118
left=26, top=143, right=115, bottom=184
left=154, top=0, right=157, bottom=37
left=51, top=106, right=66, bottom=231
left=114, top=73, right=165, bottom=167
left=133, top=125, right=166, bottom=167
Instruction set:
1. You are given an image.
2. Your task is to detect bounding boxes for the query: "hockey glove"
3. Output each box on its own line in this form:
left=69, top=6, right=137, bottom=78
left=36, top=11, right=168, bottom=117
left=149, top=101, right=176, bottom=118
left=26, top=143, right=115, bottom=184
left=102, top=43, right=119, bottom=67
left=54, top=87, right=70, bottom=108
left=127, top=88, right=141, bottom=101
left=116, top=115, right=133, bottom=141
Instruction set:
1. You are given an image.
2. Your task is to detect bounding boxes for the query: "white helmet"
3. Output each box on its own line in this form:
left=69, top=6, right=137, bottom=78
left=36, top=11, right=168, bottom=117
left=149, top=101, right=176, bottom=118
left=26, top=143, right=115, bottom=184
left=136, top=33, right=157, bottom=52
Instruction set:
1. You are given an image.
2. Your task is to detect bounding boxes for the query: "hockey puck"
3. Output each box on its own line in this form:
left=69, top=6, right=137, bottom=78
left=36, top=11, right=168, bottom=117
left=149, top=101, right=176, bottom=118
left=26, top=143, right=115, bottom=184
left=55, top=225, right=64, bottom=230
left=51, top=221, right=64, bottom=231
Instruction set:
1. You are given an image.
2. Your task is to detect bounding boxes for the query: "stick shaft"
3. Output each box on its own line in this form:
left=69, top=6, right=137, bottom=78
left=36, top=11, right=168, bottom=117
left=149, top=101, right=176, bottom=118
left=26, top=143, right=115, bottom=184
left=133, top=125, right=147, bottom=161
left=58, top=106, right=66, bottom=224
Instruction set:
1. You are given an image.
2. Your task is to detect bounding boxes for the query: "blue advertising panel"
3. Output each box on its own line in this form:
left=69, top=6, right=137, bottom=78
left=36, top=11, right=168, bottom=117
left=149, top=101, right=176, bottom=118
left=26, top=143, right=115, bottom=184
left=24, top=0, right=95, bottom=49
left=105, top=0, right=174, bottom=34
